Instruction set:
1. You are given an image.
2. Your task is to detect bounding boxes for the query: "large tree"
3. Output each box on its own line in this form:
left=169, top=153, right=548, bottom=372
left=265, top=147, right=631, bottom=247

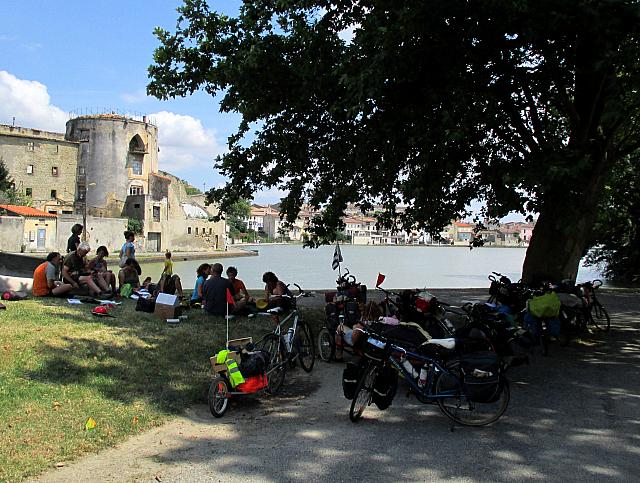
left=149, top=0, right=640, bottom=283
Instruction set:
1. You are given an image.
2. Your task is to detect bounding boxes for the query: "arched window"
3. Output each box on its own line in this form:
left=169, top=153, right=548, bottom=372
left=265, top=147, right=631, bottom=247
left=127, top=135, right=145, bottom=176
left=129, top=135, right=145, bottom=153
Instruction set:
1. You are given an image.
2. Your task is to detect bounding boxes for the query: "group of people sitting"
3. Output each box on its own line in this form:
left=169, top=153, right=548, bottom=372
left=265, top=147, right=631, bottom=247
left=190, top=262, right=291, bottom=317
left=32, top=224, right=292, bottom=318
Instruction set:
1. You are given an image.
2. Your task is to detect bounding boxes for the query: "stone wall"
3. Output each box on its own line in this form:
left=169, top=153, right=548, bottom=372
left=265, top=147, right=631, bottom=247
left=57, top=215, right=127, bottom=254
left=0, top=216, right=25, bottom=252
left=0, top=124, right=79, bottom=214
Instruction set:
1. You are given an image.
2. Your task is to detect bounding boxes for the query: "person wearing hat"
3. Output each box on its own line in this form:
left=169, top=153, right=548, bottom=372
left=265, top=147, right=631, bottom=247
left=202, top=263, right=235, bottom=316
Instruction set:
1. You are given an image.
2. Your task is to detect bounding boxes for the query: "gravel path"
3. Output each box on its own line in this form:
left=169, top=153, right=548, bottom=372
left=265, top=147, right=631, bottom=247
left=36, top=290, right=640, bottom=482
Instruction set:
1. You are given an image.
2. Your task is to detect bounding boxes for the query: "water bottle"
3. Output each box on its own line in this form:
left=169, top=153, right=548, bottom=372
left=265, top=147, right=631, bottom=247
left=401, top=358, right=418, bottom=378
left=418, top=367, right=428, bottom=388
left=285, top=328, right=294, bottom=351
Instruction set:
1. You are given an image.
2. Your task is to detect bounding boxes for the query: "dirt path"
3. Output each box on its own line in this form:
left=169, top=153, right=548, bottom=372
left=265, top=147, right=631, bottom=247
left=36, top=291, right=640, bottom=482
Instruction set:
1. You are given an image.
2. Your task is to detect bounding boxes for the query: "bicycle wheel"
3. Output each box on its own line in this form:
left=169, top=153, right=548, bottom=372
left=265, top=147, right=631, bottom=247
left=591, top=302, right=611, bottom=332
left=436, top=361, right=510, bottom=427
left=208, top=376, right=230, bottom=418
left=256, top=333, right=287, bottom=394
left=296, top=322, right=315, bottom=372
left=349, top=363, right=378, bottom=423
left=317, top=327, right=335, bottom=362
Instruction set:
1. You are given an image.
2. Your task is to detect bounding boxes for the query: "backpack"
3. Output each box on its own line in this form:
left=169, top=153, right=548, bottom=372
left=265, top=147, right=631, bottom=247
left=240, top=350, right=270, bottom=377
left=528, top=292, right=561, bottom=318
left=135, top=297, right=156, bottom=313
left=372, top=364, right=398, bottom=410
left=120, top=283, right=133, bottom=298
left=460, top=351, right=502, bottom=403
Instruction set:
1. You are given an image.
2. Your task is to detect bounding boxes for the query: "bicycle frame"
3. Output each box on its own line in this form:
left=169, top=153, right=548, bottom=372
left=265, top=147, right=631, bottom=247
left=367, top=340, right=462, bottom=401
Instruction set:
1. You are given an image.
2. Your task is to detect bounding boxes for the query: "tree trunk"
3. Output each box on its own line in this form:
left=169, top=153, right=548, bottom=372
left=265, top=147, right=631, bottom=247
left=521, top=163, right=608, bottom=285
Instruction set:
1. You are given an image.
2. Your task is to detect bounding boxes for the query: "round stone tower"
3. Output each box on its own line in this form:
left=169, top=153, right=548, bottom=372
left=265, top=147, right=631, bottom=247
left=65, top=114, right=158, bottom=217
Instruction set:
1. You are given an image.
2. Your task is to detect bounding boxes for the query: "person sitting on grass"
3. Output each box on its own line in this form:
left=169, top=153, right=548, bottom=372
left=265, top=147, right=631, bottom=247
left=32, top=252, right=73, bottom=297
left=88, top=246, right=117, bottom=295
left=203, top=263, right=235, bottom=316
left=118, top=258, right=142, bottom=290
left=158, top=272, right=184, bottom=298
left=262, top=271, right=292, bottom=309
left=62, top=242, right=105, bottom=296
left=227, top=266, right=254, bottom=312
left=191, top=263, right=210, bottom=306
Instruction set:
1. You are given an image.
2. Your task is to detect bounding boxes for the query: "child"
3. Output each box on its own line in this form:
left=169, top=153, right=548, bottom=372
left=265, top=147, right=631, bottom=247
left=88, top=245, right=117, bottom=294
left=162, top=251, right=173, bottom=277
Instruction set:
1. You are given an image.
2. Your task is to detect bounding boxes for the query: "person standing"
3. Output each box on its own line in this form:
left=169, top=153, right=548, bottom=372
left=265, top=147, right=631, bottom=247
left=119, top=231, right=136, bottom=268
left=32, top=252, right=73, bottom=297
left=202, top=263, right=235, bottom=316
left=162, top=251, right=173, bottom=276
left=66, top=224, right=83, bottom=253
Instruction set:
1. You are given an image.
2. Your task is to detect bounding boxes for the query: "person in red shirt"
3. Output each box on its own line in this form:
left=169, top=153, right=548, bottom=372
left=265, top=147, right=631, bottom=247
left=32, top=252, right=74, bottom=297
left=226, top=266, right=254, bottom=312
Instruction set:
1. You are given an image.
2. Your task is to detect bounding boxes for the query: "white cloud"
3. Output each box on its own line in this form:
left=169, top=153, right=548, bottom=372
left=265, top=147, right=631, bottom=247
left=0, top=70, right=68, bottom=132
left=151, top=110, right=226, bottom=173
left=121, top=89, right=150, bottom=104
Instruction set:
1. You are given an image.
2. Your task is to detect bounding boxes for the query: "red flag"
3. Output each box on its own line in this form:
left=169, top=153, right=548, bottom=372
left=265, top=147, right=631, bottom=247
left=375, top=273, right=386, bottom=288
left=226, top=288, right=235, bottom=305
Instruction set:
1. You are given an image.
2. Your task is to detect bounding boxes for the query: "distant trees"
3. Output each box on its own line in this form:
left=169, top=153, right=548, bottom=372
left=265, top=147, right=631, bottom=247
left=149, top=0, right=640, bottom=283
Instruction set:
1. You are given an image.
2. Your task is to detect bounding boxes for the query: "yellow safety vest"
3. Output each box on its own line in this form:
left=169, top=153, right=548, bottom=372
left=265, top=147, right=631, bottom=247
left=216, top=350, right=245, bottom=388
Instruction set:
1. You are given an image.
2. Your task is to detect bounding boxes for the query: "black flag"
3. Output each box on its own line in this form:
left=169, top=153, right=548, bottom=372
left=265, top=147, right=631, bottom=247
left=332, top=243, right=343, bottom=270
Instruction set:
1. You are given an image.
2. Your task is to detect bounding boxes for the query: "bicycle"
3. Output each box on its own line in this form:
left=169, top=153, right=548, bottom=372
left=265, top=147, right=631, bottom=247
left=254, top=285, right=315, bottom=394
left=577, top=280, right=610, bottom=332
left=349, top=328, right=510, bottom=426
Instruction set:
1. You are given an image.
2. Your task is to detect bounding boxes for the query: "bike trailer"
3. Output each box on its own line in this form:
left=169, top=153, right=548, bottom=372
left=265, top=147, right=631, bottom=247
left=460, top=351, right=502, bottom=403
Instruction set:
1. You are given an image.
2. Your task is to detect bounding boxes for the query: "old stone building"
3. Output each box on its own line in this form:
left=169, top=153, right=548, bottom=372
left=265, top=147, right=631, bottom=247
left=0, top=113, right=225, bottom=253
left=0, top=124, right=78, bottom=214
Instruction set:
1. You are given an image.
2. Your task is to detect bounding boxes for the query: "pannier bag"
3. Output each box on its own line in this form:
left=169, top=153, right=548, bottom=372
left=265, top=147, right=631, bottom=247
left=524, top=312, right=561, bottom=337
left=240, top=350, right=270, bottom=377
left=460, top=351, right=501, bottom=403
left=342, top=362, right=365, bottom=400
left=372, top=364, right=398, bottom=410
left=369, top=322, right=431, bottom=351
left=135, top=297, right=156, bottom=313
left=345, top=300, right=360, bottom=326
left=528, top=292, right=561, bottom=318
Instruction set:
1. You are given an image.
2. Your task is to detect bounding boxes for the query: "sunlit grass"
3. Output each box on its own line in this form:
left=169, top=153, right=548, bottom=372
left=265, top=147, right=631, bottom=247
left=0, top=295, right=324, bottom=481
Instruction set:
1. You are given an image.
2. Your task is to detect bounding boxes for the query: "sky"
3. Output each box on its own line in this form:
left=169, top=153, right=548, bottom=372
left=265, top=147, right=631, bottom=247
left=0, top=0, right=280, bottom=200
left=0, top=0, right=523, bottom=221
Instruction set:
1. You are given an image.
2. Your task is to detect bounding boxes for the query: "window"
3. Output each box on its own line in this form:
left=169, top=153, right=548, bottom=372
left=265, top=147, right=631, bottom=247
left=187, top=227, right=192, bottom=235
left=25, top=188, right=32, bottom=197
left=62, top=210, right=73, bottom=214
left=195, top=227, right=199, bottom=235
left=29, top=231, right=35, bottom=242
left=129, top=185, right=143, bottom=195
left=52, top=166, right=59, bottom=176
left=48, top=210, right=57, bottom=215
left=27, top=142, right=34, bottom=151
left=79, top=166, right=85, bottom=175
left=50, top=189, right=57, bottom=199
left=209, top=228, right=212, bottom=235
left=26, top=164, right=34, bottom=174
left=153, top=206, right=160, bottom=222
left=132, top=161, right=142, bottom=175
left=134, top=203, right=141, bottom=209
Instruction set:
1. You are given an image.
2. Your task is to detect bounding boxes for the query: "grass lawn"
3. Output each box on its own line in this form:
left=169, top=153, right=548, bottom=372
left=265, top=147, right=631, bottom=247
left=0, top=294, right=325, bottom=481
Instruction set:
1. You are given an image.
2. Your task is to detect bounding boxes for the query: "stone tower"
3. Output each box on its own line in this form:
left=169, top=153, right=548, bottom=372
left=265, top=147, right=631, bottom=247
left=65, top=114, right=158, bottom=217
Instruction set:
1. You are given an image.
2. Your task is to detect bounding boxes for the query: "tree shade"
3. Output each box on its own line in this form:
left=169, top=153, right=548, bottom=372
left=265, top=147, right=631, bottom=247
left=148, top=0, right=640, bottom=283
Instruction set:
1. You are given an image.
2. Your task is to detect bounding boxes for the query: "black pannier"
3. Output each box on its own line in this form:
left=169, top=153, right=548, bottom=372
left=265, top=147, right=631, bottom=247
left=372, top=364, right=398, bottom=410
left=135, top=297, right=156, bottom=313
left=325, top=302, right=339, bottom=329
left=345, top=300, right=360, bottom=326
left=460, top=351, right=502, bottom=403
left=342, top=362, right=365, bottom=400
left=240, top=350, right=270, bottom=377
left=369, top=322, right=431, bottom=351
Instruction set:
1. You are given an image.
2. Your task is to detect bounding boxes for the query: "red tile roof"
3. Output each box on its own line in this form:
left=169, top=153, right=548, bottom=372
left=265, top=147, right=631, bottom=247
left=0, top=204, right=57, bottom=218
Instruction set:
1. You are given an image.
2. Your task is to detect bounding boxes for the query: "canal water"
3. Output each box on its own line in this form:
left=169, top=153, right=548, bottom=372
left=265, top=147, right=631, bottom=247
left=139, top=245, right=604, bottom=290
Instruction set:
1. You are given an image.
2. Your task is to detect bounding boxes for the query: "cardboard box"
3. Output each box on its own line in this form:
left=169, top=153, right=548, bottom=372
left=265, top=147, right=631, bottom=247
left=227, top=337, right=252, bottom=349
left=154, top=293, right=180, bottom=320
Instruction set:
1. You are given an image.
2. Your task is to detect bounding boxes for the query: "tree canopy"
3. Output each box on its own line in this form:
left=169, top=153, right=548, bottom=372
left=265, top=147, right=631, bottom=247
left=149, top=0, right=640, bottom=283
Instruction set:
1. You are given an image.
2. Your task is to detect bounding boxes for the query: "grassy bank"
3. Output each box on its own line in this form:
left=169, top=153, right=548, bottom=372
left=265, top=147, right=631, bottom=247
left=0, top=295, right=324, bottom=481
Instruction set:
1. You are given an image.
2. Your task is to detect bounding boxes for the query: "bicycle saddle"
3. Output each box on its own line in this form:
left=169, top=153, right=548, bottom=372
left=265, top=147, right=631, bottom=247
left=426, top=338, right=456, bottom=350
left=267, top=307, right=284, bottom=314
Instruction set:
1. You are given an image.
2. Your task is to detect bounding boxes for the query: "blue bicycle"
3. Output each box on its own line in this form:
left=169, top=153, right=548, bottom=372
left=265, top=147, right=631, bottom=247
left=349, top=328, right=510, bottom=426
